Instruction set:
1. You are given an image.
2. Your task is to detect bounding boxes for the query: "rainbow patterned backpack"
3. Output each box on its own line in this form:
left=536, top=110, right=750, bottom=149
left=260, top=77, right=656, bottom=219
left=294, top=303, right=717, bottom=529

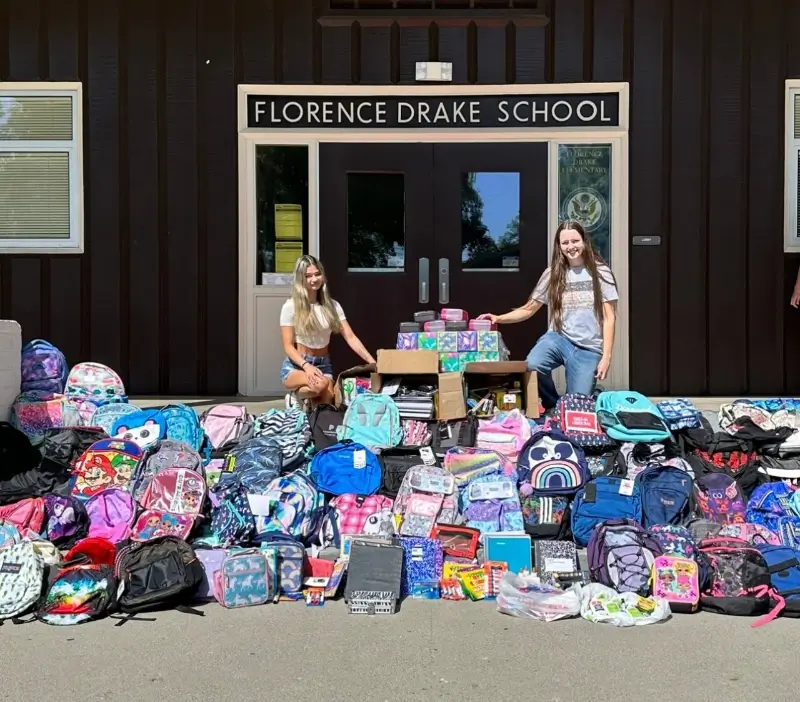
left=517, top=428, right=590, bottom=497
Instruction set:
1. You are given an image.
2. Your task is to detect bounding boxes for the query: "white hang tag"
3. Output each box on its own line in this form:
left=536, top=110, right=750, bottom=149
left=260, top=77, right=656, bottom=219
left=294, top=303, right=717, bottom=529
left=619, top=479, right=635, bottom=496
left=353, top=450, right=367, bottom=469
left=419, top=447, right=436, bottom=466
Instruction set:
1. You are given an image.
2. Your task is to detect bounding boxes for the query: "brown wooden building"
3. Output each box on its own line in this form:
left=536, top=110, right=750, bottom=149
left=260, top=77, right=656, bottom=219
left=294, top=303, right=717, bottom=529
left=0, top=0, right=798, bottom=398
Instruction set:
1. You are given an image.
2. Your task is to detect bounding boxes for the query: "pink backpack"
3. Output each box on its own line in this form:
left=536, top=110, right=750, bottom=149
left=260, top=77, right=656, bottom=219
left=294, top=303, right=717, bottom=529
left=131, top=468, right=206, bottom=541
left=476, top=409, right=532, bottom=463
left=0, top=497, right=45, bottom=538
left=200, top=404, right=254, bottom=451
left=320, top=494, right=395, bottom=548
left=85, top=489, right=135, bottom=543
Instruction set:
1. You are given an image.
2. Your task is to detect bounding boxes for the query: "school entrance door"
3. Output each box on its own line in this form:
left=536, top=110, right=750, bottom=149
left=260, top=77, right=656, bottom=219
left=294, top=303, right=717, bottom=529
left=319, top=142, right=549, bottom=371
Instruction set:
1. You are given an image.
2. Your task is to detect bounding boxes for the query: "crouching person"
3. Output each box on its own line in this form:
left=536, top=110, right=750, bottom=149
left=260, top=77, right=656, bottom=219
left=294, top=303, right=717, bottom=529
left=280, top=255, right=376, bottom=410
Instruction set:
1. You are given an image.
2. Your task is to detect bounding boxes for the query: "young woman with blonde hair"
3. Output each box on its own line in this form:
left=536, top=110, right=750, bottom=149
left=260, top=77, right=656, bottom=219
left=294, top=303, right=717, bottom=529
left=279, top=255, right=375, bottom=409
left=479, top=220, right=618, bottom=410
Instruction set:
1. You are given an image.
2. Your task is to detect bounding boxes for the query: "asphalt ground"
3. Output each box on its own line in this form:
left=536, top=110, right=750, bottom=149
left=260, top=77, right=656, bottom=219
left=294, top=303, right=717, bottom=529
left=1, top=597, right=795, bottom=702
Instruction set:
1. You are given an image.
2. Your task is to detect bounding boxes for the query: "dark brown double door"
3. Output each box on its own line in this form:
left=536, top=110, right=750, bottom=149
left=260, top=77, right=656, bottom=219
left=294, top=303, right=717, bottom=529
left=320, top=142, right=549, bottom=371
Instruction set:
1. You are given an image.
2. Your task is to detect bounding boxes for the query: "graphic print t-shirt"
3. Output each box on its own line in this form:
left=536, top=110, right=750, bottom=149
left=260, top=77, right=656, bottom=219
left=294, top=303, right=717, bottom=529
left=531, top=265, right=618, bottom=354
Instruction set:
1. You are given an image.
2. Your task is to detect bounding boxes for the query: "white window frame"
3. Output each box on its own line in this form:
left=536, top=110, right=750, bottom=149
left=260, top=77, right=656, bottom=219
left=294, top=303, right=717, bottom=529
left=785, top=81, right=800, bottom=253
left=0, top=82, right=84, bottom=254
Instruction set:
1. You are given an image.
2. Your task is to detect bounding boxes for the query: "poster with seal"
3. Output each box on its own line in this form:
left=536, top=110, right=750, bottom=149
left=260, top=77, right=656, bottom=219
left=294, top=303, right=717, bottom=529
left=557, top=144, right=611, bottom=262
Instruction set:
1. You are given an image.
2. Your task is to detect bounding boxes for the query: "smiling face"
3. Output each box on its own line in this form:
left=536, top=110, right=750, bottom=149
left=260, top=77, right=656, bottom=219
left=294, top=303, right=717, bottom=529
left=304, top=264, right=325, bottom=294
left=558, top=227, right=585, bottom=266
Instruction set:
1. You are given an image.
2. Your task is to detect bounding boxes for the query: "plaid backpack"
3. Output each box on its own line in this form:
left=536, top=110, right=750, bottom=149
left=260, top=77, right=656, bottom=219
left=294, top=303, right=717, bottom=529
left=253, top=409, right=311, bottom=466
left=553, top=393, right=616, bottom=451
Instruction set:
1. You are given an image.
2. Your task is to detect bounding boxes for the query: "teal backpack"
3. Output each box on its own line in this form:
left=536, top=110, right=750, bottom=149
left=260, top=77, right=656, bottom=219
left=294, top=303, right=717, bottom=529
left=336, top=393, right=403, bottom=452
left=159, top=404, right=212, bottom=462
left=596, top=391, right=671, bottom=443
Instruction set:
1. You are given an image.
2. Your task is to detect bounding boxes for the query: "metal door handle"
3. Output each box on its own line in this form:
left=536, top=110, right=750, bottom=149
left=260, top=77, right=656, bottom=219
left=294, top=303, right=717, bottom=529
left=438, top=258, right=450, bottom=304
left=419, top=258, right=430, bottom=304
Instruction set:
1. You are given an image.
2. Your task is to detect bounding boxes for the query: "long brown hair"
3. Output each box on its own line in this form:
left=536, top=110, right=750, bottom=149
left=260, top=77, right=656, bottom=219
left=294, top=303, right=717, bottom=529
left=546, top=220, right=617, bottom=332
left=291, top=255, right=342, bottom=339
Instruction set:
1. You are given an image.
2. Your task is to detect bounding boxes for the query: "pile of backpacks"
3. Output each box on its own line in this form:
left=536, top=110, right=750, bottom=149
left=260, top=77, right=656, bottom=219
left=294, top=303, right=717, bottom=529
left=4, top=338, right=800, bottom=627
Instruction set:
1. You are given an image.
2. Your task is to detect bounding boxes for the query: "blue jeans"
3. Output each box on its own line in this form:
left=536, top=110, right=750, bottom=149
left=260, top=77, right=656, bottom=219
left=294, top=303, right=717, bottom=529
left=526, top=331, right=602, bottom=410
left=280, top=354, right=333, bottom=384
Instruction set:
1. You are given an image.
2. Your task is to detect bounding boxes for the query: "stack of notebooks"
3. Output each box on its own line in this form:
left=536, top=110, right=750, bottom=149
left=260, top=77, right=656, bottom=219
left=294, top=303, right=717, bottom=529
left=392, top=389, right=435, bottom=420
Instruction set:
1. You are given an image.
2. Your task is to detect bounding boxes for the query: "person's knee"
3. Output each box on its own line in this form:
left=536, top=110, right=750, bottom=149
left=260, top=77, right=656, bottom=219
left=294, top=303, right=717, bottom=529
left=526, top=344, right=549, bottom=373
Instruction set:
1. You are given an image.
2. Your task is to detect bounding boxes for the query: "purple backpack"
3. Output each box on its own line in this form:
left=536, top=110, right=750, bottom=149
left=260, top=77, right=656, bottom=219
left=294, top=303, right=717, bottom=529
left=43, top=493, right=89, bottom=546
left=195, top=548, right=229, bottom=600
left=587, top=518, right=662, bottom=595
left=85, top=489, right=136, bottom=543
left=693, top=473, right=746, bottom=525
left=20, top=339, right=69, bottom=394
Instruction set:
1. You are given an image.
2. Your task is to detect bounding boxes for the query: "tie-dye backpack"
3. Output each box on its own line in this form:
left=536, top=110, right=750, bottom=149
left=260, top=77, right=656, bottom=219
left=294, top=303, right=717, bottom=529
left=11, top=392, right=82, bottom=446
left=65, top=362, right=127, bottom=406
left=20, top=339, right=69, bottom=394
left=38, top=563, right=117, bottom=625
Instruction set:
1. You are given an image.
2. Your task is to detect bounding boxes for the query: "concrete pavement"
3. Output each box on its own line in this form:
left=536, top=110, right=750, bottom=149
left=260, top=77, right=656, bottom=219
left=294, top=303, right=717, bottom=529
left=2, top=598, right=795, bottom=701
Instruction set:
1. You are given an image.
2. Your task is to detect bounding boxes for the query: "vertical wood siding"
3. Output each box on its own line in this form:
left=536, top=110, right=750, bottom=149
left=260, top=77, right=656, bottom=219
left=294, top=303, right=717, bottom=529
left=0, top=0, right=795, bottom=395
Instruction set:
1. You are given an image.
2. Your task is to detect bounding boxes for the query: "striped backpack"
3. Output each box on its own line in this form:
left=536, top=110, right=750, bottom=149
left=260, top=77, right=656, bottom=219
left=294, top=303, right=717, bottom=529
left=253, top=409, right=311, bottom=466
left=255, top=470, right=324, bottom=543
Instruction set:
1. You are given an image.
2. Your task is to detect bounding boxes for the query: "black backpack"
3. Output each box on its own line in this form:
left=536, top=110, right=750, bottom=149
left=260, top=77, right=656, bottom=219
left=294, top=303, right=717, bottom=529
left=378, top=447, right=441, bottom=499
left=113, top=537, right=205, bottom=624
left=308, top=404, right=345, bottom=451
left=40, top=427, right=108, bottom=471
left=0, top=422, right=42, bottom=480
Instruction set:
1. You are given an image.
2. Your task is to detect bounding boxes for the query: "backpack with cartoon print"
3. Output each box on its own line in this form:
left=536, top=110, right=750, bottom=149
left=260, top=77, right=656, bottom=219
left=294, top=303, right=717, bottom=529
left=693, top=473, right=747, bottom=525
left=70, top=438, right=143, bottom=501
left=131, top=468, right=207, bottom=541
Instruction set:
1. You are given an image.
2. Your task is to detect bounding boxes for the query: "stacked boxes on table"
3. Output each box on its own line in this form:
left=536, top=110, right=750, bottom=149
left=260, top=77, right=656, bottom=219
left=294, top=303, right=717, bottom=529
left=396, top=309, right=507, bottom=372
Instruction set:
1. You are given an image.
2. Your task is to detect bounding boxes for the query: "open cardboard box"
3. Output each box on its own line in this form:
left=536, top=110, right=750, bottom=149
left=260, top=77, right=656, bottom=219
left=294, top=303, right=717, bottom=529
left=374, top=350, right=467, bottom=421
left=464, top=361, right=540, bottom=419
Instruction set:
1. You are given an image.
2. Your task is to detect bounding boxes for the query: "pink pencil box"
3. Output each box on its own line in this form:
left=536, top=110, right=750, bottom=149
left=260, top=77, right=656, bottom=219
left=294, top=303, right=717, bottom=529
left=469, top=318, right=496, bottom=331
left=440, top=308, right=468, bottom=322
left=423, top=320, right=446, bottom=332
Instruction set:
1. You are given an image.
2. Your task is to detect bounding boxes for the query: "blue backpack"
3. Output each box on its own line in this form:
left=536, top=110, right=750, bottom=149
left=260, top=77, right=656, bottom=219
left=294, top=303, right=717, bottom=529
left=596, top=391, right=672, bottom=442
left=756, top=544, right=800, bottom=617
left=20, top=339, right=69, bottom=394
left=336, top=393, right=402, bottom=452
left=637, top=464, right=694, bottom=528
left=571, top=475, right=643, bottom=547
left=309, top=441, right=382, bottom=496
left=159, top=404, right=211, bottom=461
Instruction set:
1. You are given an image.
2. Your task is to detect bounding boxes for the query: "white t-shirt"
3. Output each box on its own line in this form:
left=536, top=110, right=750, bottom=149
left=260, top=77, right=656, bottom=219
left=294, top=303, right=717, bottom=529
left=279, top=298, right=346, bottom=349
left=531, top=264, right=618, bottom=354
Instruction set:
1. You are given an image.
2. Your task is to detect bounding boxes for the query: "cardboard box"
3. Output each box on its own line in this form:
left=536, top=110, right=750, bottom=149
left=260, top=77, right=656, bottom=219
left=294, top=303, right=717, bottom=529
left=464, top=361, right=540, bottom=419
left=373, top=349, right=466, bottom=421
left=333, top=363, right=379, bottom=408
left=377, top=349, right=439, bottom=375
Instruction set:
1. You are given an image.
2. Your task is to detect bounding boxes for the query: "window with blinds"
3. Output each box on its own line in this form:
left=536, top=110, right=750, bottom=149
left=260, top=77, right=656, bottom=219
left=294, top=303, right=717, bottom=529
left=786, top=85, right=800, bottom=252
left=0, top=89, right=82, bottom=252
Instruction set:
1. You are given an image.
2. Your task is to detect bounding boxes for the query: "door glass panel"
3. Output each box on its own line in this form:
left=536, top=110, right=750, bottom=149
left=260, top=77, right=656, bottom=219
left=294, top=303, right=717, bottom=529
left=255, top=145, right=309, bottom=285
left=347, top=172, right=405, bottom=271
left=461, top=172, right=520, bottom=271
left=557, top=144, right=612, bottom=262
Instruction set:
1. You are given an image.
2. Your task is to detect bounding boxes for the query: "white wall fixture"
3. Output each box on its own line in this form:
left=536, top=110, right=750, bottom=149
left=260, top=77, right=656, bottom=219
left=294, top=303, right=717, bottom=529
left=415, top=62, right=453, bottom=82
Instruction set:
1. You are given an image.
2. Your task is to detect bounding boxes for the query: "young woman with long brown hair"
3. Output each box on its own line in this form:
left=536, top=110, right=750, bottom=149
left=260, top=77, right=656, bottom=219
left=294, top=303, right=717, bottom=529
left=280, top=255, right=375, bottom=410
left=479, top=221, right=618, bottom=409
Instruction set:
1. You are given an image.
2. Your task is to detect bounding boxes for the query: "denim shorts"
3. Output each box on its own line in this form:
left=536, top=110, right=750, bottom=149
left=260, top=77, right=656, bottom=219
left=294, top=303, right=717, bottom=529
left=280, top=354, right=334, bottom=384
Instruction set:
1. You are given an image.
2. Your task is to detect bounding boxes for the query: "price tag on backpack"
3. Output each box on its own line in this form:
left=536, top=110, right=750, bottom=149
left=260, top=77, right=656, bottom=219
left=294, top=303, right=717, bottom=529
left=419, top=447, right=436, bottom=466
left=619, top=479, right=635, bottom=496
left=353, top=450, right=367, bottom=469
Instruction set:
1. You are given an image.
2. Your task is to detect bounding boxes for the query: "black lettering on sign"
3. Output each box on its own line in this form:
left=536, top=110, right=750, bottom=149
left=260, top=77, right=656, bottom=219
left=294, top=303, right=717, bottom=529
left=246, top=93, right=621, bottom=129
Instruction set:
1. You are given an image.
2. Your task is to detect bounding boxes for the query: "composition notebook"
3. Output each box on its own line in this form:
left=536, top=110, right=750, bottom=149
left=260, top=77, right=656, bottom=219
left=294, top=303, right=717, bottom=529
left=482, top=533, right=532, bottom=575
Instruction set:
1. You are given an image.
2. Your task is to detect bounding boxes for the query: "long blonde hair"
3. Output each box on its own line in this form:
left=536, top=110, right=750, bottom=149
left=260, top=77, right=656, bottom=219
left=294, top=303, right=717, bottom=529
left=291, top=255, right=342, bottom=340
left=547, top=220, right=617, bottom=332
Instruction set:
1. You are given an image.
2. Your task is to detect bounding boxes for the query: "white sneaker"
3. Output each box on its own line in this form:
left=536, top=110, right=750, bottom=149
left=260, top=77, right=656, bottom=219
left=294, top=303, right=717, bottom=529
left=284, top=392, right=300, bottom=410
